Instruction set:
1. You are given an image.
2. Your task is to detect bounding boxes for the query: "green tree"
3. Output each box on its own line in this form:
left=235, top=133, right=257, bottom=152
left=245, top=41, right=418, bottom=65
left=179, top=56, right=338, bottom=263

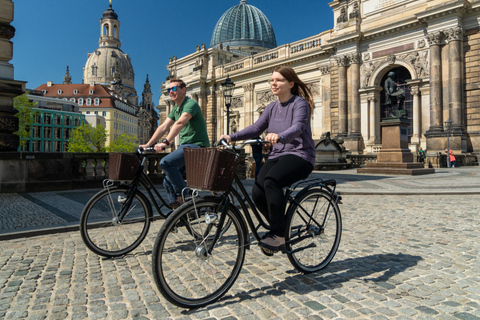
left=13, top=92, right=40, bottom=148
left=107, top=133, right=138, bottom=153
left=67, top=123, right=107, bottom=153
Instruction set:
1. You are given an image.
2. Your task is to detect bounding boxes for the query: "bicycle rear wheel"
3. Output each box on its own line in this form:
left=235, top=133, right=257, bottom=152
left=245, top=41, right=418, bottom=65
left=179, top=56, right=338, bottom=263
left=80, top=186, right=152, bottom=257
left=285, top=189, right=341, bottom=273
left=152, top=198, right=246, bottom=308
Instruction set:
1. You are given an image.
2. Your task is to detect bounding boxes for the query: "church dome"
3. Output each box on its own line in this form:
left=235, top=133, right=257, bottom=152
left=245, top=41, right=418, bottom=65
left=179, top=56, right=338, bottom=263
left=211, top=0, right=277, bottom=51
left=83, top=3, right=137, bottom=105
left=102, top=4, right=118, bottom=20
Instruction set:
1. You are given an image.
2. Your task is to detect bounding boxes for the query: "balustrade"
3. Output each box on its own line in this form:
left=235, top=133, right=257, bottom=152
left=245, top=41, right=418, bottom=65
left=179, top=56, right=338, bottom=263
left=0, top=152, right=167, bottom=192
left=290, top=38, right=321, bottom=54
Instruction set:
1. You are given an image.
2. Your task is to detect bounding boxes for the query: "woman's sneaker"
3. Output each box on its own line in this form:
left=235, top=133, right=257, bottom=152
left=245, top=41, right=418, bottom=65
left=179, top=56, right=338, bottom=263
left=259, top=233, right=285, bottom=252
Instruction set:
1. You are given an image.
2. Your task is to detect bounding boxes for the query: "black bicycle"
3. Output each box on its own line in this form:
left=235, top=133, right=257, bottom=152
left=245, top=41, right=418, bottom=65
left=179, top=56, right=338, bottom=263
left=80, top=147, right=174, bottom=257
left=151, top=139, right=343, bottom=308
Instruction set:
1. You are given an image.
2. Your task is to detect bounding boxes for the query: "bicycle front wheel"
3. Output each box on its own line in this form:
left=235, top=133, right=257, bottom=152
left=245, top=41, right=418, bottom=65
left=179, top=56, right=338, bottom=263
left=152, top=198, right=246, bottom=308
left=285, top=189, right=342, bottom=273
left=80, top=186, right=152, bottom=257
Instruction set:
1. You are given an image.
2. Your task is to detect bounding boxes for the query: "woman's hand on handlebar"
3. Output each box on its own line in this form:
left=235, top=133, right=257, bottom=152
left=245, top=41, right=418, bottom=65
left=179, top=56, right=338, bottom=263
left=220, top=135, right=231, bottom=144
left=264, top=133, right=280, bottom=145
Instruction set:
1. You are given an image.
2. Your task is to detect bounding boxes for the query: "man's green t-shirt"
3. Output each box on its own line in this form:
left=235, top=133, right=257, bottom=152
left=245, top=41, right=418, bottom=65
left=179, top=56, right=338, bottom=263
left=168, top=97, right=210, bottom=147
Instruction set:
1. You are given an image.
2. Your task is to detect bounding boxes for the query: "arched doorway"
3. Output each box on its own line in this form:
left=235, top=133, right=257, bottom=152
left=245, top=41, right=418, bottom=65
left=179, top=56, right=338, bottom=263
left=379, top=66, right=413, bottom=142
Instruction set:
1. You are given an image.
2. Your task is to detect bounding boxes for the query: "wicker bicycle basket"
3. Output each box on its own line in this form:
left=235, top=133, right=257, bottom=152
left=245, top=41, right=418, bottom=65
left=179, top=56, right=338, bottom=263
left=184, top=147, right=238, bottom=192
left=108, top=153, right=141, bottom=181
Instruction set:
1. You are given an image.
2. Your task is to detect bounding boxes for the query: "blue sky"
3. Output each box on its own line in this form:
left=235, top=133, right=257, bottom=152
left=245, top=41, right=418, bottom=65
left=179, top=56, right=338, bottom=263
left=12, top=0, right=334, bottom=105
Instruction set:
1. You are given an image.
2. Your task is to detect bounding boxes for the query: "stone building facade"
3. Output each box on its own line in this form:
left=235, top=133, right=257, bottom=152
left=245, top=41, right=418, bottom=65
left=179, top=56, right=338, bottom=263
left=159, top=0, right=480, bottom=164
left=0, top=0, right=25, bottom=151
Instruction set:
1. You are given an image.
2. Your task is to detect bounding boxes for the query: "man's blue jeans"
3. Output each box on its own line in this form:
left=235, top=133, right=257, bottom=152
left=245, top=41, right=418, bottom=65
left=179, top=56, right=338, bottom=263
left=160, top=144, right=201, bottom=203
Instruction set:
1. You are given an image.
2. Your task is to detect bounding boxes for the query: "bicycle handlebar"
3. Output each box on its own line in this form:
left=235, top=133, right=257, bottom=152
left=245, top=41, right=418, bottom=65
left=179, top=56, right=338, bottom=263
left=137, top=146, right=156, bottom=154
left=216, top=138, right=267, bottom=150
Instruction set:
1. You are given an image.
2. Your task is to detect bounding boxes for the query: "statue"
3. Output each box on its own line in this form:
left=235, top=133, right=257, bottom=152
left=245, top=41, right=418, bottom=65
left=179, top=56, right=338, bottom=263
left=384, top=71, right=406, bottom=118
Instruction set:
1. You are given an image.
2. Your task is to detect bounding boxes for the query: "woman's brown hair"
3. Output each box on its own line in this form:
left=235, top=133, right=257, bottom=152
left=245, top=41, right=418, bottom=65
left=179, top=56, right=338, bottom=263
left=273, top=65, right=314, bottom=115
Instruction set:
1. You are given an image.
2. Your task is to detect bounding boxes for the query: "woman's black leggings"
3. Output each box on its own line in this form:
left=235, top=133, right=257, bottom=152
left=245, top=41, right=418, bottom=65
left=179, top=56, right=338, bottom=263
left=252, top=154, right=313, bottom=237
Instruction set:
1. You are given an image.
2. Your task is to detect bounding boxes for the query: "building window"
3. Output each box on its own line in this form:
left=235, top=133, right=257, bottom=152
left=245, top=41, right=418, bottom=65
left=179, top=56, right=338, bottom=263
left=78, top=98, right=84, bottom=105
left=94, top=98, right=100, bottom=106
left=86, top=98, right=92, bottom=106
left=73, top=89, right=78, bottom=95
left=70, top=98, right=75, bottom=103
left=94, top=111, right=98, bottom=115
left=89, top=89, right=94, bottom=94
left=102, top=111, right=107, bottom=117
left=86, top=111, right=90, bottom=114
left=92, top=64, right=97, bottom=76
left=58, top=89, right=62, bottom=94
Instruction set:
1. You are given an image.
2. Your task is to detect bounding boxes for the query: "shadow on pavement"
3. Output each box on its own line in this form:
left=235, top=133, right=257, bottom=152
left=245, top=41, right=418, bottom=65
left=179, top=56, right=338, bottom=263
left=204, top=252, right=422, bottom=310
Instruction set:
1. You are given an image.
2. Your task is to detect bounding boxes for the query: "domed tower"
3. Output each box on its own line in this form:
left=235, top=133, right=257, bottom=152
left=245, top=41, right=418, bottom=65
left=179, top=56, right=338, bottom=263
left=83, top=2, right=138, bottom=105
left=211, top=0, right=277, bottom=55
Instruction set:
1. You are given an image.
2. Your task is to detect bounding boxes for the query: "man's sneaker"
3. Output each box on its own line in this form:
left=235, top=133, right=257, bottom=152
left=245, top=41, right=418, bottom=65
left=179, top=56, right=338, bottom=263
left=259, top=233, right=285, bottom=252
left=169, top=196, right=184, bottom=209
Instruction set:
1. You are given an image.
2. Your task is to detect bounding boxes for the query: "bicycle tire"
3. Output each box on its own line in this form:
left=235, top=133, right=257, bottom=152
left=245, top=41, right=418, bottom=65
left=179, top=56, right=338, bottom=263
left=152, top=198, right=246, bottom=308
left=285, top=188, right=342, bottom=273
left=80, top=185, right=152, bottom=257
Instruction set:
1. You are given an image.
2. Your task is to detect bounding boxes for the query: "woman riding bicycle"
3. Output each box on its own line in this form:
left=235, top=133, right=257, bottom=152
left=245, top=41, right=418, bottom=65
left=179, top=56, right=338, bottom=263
left=221, top=65, right=316, bottom=252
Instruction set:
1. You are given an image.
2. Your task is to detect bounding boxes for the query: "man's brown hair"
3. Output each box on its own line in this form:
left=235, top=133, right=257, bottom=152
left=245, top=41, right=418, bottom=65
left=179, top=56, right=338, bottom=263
left=169, top=79, right=186, bottom=88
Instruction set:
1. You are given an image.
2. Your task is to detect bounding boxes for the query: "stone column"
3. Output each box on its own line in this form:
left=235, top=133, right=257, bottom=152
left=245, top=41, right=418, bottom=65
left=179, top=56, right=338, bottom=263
left=407, top=80, right=422, bottom=145
left=350, top=53, right=361, bottom=135
left=445, top=27, right=463, bottom=132
left=336, top=55, right=348, bottom=137
left=243, top=83, right=254, bottom=127
left=425, top=31, right=443, bottom=132
left=319, top=64, right=331, bottom=134
left=0, top=0, right=25, bottom=151
left=368, top=97, right=377, bottom=143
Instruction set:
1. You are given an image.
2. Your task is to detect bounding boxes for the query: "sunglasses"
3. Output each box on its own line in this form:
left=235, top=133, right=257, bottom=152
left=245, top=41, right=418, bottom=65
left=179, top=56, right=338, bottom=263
left=167, top=86, right=179, bottom=93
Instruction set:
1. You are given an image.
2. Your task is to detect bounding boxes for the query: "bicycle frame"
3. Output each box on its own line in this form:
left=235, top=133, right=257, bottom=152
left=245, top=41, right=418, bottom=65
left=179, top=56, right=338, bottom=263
left=106, top=151, right=173, bottom=222
left=204, top=139, right=341, bottom=254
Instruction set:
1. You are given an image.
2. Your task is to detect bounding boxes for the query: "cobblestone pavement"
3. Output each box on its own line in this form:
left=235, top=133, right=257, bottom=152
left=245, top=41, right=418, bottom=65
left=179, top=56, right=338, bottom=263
left=0, top=167, right=479, bottom=319
left=0, top=190, right=479, bottom=319
left=1, top=167, right=480, bottom=240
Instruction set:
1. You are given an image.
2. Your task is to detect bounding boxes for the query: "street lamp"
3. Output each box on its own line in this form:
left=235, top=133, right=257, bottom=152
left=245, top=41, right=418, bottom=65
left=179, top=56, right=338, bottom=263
left=445, top=118, right=452, bottom=168
left=221, top=76, right=235, bottom=135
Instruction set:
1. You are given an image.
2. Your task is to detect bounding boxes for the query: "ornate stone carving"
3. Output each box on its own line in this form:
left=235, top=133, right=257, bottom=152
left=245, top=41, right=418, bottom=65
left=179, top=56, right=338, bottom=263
left=349, top=2, right=359, bottom=19
left=319, top=64, right=331, bottom=75
left=401, top=51, right=429, bottom=78
left=361, top=61, right=377, bottom=88
left=418, top=39, right=426, bottom=48
left=335, top=55, right=349, bottom=67
left=426, top=31, right=444, bottom=46
left=444, top=27, right=464, bottom=42
left=349, top=53, right=361, bottom=64
left=337, top=7, right=348, bottom=24
left=243, top=83, right=254, bottom=91
left=231, top=96, right=243, bottom=109
left=386, top=54, right=396, bottom=64
left=363, top=53, right=371, bottom=61
left=257, top=90, right=275, bottom=105
left=307, top=83, right=320, bottom=97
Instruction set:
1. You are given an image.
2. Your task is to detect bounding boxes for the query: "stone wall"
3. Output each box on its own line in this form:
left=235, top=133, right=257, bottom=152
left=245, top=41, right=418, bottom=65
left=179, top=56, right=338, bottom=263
left=465, top=28, right=480, bottom=152
left=0, top=152, right=166, bottom=193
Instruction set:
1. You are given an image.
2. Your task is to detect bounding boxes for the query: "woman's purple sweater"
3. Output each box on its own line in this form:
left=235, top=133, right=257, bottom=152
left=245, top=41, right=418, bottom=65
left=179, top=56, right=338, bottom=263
left=229, top=95, right=316, bottom=167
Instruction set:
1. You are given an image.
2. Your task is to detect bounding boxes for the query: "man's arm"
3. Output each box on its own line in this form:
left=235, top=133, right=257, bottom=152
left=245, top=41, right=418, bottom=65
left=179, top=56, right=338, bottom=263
left=164, top=112, right=193, bottom=142
left=145, top=112, right=193, bottom=152
left=140, top=118, right=175, bottom=148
